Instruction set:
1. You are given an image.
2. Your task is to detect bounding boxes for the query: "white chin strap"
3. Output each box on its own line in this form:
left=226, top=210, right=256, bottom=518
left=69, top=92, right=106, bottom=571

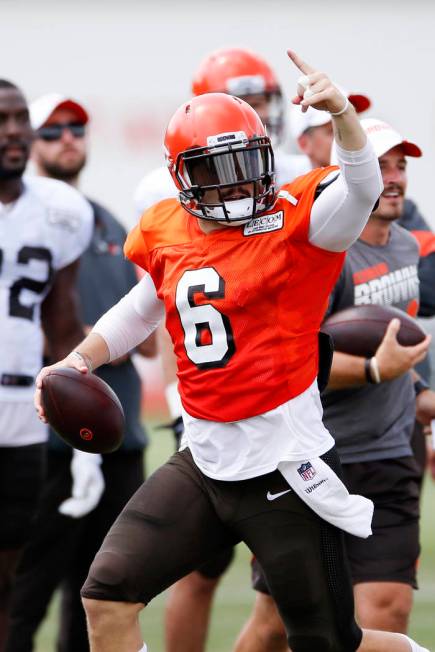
left=204, top=198, right=255, bottom=223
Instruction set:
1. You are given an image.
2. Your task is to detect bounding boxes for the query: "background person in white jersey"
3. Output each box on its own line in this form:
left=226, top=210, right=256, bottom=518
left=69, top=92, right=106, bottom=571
left=0, top=80, right=92, bottom=650
left=5, top=93, right=156, bottom=652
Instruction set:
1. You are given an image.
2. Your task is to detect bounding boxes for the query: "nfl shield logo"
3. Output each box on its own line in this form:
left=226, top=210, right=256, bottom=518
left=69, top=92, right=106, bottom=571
left=297, top=462, right=316, bottom=481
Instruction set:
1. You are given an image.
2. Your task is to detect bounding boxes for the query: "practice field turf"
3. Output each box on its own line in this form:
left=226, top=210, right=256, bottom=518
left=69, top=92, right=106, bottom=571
left=35, top=427, right=435, bottom=651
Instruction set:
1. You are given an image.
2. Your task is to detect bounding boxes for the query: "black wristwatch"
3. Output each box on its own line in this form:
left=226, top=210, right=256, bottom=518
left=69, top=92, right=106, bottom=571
left=414, top=378, right=430, bottom=396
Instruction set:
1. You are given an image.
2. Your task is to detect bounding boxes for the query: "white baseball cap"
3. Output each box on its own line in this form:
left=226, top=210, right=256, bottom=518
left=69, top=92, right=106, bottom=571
left=360, top=118, right=422, bottom=158
left=30, top=93, right=89, bottom=130
left=290, top=90, right=371, bottom=140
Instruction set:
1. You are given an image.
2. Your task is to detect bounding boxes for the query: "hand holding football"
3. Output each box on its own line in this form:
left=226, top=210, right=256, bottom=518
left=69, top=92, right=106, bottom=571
left=322, top=304, right=426, bottom=357
left=41, top=368, right=124, bottom=453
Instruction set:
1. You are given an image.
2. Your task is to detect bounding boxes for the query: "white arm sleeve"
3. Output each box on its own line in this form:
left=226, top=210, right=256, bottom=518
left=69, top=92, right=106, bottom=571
left=92, top=273, right=164, bottom=361
left=309, top=140, right=383, bottom=252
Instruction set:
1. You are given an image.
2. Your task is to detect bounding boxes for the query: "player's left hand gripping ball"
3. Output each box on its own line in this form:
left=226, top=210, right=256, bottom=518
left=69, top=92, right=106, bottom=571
left=41, top=368, right=124, bottom=453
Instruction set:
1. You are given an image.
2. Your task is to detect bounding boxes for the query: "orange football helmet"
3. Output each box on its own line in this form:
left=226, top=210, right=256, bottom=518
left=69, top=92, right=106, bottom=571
left=164, top=93, right=276, bottom=223
left=191, top=48, right=284, bottom=144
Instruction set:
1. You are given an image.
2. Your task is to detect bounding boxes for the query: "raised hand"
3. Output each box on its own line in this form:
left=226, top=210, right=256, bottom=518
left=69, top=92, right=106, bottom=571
left=287, top=49, right=349, bottom=115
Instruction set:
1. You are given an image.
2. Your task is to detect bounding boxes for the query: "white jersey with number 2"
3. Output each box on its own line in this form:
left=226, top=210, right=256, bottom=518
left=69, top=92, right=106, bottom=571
left=0, top=176, right=92, bottom=408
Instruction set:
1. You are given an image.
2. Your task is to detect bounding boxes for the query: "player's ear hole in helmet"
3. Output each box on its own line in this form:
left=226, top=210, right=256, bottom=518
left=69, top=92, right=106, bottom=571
left=165, top=93, right=276, bottom=224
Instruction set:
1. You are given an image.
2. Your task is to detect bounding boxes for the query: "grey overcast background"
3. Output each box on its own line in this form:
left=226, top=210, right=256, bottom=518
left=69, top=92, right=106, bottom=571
left=2, top=0, right=434, bottom=228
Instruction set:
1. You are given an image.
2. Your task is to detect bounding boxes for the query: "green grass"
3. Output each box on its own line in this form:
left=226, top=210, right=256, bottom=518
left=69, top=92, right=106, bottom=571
left=35, top=427, right=435, bottom=651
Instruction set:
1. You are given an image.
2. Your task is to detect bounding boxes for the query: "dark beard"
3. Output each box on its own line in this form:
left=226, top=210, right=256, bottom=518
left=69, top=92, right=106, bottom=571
left=0, top=165, right=26, bottom=180
left=42, top=156, right=86, bottom=183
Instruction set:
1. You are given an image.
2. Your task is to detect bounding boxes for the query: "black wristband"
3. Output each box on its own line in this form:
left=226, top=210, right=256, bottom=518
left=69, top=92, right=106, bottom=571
left=414, top=378, right=429, bottom=396
left=364, top=358, right=374, bottom=384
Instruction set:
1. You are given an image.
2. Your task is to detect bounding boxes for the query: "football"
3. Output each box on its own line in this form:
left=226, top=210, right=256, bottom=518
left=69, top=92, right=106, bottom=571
left=41, top=368, right=125, bottom=453
left=322, top=304, right=426, bottom=358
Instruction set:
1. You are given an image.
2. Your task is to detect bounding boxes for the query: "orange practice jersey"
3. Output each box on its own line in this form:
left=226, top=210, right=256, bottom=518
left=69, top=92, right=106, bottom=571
left=125, top=167, right=345, bottom=422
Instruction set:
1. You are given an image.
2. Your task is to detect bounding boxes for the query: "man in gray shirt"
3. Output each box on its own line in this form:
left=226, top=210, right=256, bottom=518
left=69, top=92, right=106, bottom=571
left=235, top=119, right=435, bottom=652
left=321, top=118, right=435, bottom=633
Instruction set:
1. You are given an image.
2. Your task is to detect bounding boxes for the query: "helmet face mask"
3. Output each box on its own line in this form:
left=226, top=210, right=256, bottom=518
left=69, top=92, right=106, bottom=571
left=174, top=134, right=275, bottom=223
left=165, top=93, right=277, bottom=224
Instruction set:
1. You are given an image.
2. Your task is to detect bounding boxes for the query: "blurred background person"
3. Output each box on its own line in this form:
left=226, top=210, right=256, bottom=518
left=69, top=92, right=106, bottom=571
left=0, top=80, right=93, bottom=651
left=5, top=94, right=156, bottom=652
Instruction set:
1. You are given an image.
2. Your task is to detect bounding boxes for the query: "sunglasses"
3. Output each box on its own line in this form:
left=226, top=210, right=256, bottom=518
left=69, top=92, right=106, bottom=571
left=36, top=122, right=86, bottom=142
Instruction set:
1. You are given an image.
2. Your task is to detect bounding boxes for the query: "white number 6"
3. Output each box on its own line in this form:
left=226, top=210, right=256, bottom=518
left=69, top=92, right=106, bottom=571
left=176, top=267, right=235, bottom=369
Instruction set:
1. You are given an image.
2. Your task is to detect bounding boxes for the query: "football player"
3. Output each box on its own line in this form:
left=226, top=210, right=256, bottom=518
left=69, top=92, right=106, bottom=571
left=35, top=52, right=428, bottom=652
left=234, top=120, right=435, bottom=652
left=133, top=49, right=371, bottom=652
left=0, top=80, right=92, bottom=649
left=5, top=93, right=155, bottom=652
left=134, top=47, right=311, bottom=652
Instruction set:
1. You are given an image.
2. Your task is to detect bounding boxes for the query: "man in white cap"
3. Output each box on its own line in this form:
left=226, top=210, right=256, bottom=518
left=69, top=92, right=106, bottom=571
left=290, top=91, right=371, bottom=168
left=233, top=118, right=435, bottom=652
left=0, top=81, right=93, bottom=650
left=29, top=93, right=89, bottom=185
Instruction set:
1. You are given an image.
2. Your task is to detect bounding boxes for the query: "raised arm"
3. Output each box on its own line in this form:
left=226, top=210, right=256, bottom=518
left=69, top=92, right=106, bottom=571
left=287, top=49, right=367, bottom=151
left=287, top=50, right=383, bottom=252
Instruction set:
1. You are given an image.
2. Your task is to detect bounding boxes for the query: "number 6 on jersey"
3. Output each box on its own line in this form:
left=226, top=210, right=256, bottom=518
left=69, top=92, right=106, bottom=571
left=176, top=268, right=235, bottom=369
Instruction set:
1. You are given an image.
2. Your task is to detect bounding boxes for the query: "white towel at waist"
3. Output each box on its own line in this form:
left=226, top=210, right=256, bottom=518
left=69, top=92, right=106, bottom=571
left=278, top=456, right=374, bottom=539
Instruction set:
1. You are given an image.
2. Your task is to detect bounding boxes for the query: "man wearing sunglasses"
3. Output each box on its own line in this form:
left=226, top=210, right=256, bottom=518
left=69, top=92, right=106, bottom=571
left=5, top=94, right=155, bottom=652
left=31, top=93, right=88, bottom=186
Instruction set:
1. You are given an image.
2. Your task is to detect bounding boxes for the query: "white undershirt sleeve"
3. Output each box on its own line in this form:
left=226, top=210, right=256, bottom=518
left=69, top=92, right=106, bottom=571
left=308, top=140, right=383, bottom=252
left=92, top=273, right=164, bottom=361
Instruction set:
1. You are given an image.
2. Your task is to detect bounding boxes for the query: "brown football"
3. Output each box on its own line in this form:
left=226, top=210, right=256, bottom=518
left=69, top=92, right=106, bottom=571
left=322, top=305, right=426, bottom=357
left=41, top=368, right=124, bottom=454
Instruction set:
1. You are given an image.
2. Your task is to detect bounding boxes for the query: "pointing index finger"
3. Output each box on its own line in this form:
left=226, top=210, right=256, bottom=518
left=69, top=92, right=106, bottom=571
left=287, top=50, right=316, bottom=75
